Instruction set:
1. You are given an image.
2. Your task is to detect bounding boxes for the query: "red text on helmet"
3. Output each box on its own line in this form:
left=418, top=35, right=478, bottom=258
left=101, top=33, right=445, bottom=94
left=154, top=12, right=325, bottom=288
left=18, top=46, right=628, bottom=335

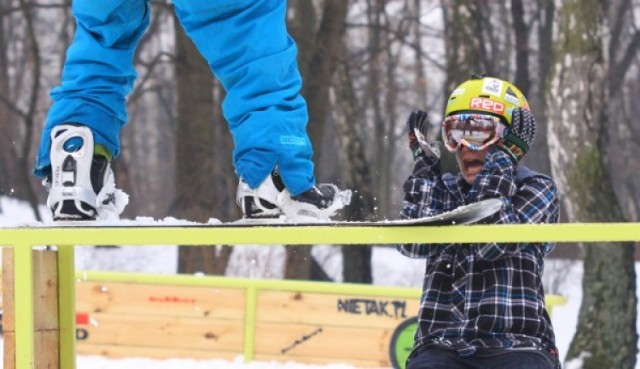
left=469, top=97, right=505, bottom=114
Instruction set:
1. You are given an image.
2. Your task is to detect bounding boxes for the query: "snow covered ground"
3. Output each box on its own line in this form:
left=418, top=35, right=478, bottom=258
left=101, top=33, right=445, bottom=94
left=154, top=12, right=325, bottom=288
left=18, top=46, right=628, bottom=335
left=0, top=196, right=621, bottom=368
left=74, top=357, right=361, bottom=369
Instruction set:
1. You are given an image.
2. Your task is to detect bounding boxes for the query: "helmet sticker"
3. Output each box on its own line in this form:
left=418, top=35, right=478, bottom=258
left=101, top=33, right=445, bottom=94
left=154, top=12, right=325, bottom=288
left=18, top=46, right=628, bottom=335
left=451, top=88, right=465, bottom=96
left=504, top=87, right=520, bottom=106
left=470, top=97, right=505, bottom=114
left=481, top=78, right=503, bottom=96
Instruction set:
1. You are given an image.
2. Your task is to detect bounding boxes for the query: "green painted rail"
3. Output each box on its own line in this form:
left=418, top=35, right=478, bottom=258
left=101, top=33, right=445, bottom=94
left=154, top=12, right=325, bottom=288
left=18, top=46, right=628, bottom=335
left=1, top=221, right=639, bottom=369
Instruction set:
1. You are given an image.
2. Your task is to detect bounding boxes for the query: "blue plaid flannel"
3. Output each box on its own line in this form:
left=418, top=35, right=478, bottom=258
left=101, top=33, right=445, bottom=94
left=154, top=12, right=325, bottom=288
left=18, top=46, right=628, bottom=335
left=399, top=148, right=559, bottom=358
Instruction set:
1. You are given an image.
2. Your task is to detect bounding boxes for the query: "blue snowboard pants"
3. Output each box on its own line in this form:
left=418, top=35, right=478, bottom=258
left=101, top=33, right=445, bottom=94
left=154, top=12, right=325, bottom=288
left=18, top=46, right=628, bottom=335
left=34, top=0, right=315, bottom=195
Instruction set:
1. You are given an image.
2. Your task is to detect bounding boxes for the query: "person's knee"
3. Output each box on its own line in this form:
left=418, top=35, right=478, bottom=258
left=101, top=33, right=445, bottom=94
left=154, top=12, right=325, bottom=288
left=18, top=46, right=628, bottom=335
left=72, top=1, right=149, bottom=48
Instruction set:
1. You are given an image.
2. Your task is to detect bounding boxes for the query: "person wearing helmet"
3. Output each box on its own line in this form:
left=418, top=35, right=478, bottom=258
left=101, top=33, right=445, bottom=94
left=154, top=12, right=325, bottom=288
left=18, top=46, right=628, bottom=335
left=398, top=75, right=560, bottom=369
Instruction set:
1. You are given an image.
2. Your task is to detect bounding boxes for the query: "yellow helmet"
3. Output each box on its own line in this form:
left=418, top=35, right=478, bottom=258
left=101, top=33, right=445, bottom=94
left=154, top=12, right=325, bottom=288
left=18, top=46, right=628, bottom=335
left=444, top=75, right=529, bottom=126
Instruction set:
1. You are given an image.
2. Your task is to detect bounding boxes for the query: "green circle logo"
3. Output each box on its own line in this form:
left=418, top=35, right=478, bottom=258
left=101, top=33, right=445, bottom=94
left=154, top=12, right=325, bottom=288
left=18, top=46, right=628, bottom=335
left=389, top=316, right=417, bottom=369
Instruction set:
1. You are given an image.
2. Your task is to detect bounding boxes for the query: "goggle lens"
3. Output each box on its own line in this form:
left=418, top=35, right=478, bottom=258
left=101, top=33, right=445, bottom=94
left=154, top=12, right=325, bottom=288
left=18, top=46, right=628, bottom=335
left=442, top=114, right=504, bottom=152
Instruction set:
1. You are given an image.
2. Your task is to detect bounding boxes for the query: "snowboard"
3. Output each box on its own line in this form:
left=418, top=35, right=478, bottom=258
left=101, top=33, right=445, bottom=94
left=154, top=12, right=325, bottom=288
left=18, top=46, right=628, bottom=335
left=28, top=198, right=502, bottom=228
left=228, top=197, right=503, bottom=227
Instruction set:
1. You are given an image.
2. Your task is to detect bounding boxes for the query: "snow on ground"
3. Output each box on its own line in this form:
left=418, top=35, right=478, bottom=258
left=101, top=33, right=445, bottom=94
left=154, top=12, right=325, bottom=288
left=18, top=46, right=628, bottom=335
left=75, top=356, right=360, bottom=369
left=0, top=196, right=629, bottom=368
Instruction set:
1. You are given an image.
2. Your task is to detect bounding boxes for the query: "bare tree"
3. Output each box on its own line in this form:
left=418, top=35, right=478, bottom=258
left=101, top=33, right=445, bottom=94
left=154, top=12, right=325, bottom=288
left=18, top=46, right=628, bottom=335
left=520, top=0, right=555, bottom=176
left=0, top=0, right=45, bottom=219
left=546, top=0, right=639, bottom=367
left=441, top=0, right=504, bottom=95
left=172, top=16, right=230, bottom=275
left=0, top=0, right=17, bottom=201
left=439, top=0, right=487, bottom=173
left=365, top=0, right=389, bottom=218
left=335, top=57, right=375, bottom=284
left=282, top=0, right=353, bottom=280
left=604, top=0, right=640, bottom=223
left=511, top=0, right=530, bottom=95
left=120, top=1, right=176, bottom=219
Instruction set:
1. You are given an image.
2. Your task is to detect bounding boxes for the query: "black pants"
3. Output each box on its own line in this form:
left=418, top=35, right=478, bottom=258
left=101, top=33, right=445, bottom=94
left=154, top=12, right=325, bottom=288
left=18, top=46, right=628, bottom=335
left=407, top=345, right=559, bottom=369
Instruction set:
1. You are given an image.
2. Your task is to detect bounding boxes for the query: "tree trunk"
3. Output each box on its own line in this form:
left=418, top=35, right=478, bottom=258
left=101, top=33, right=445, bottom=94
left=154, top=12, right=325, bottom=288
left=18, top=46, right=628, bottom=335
left=118, top=4, right=174, bottom=219
left=439, top=0, right=483, bottom=174
left=412, top=0, right=428, bottom=108
left=302, top=0, right=348, bottom=150
left=335, top=57, right=374, bottom=284
left=0, top=3, right=16, bottom=201
left=173, top=17, right=230, bottom=276
left=283, top=0, right=351, bottom=281
left=284, top=246, right=312, bottom=280
left=511, top=0, right=529, bottom=95
left=298, top=0, right=373, bottom=284
left=14, top=0, right=43, bottom=220
left=546, top=1, right=637, bottom=367
left=287, top=0, right=317, bottom=82
left=367, top=0, right=386, bottom=219
left=521, top=0, right=554, bottom=176
left=603, top=0, right=640, bottom=223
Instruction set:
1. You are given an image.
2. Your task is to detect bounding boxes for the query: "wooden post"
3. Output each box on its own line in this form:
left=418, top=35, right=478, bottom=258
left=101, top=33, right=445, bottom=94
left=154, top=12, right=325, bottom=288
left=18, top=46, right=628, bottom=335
left=3, top=248, right=60, bottom=369
left=3, top=248, right=16, bottom=369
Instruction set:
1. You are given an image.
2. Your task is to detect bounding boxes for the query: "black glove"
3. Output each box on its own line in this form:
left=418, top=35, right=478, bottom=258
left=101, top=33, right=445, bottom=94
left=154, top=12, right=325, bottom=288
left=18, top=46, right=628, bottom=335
left=406, top=110, right=440, bottom=161
left=497, top=108, right=536, bottom=162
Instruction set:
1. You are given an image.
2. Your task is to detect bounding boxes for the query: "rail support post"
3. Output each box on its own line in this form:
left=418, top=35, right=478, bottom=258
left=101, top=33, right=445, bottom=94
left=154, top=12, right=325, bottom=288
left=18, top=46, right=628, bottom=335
left=3, top=248, right=61, bottom=369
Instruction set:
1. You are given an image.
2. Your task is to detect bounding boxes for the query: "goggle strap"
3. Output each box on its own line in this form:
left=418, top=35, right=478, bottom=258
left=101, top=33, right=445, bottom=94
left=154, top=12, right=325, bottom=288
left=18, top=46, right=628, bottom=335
left=499, top=133, right=528, bottom=161
left=503, top=132, right=529, bottom=152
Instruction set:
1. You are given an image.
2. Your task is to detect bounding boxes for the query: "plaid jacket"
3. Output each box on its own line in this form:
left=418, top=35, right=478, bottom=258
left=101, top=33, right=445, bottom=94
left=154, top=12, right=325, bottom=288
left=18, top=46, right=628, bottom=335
left=398, top=148, right=559, bottom=358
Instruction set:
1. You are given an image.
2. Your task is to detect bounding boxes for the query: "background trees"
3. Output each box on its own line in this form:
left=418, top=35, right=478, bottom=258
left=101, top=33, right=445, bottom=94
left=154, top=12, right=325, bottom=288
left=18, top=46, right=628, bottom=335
left=1, top=1, right=639, bottom=366
left=546, top=1, right=640, bottom=366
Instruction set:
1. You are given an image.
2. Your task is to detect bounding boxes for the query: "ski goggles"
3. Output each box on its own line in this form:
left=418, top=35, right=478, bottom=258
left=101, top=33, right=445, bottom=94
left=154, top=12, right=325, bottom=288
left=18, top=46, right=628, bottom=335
left=442, top=114, right=505, bottom=152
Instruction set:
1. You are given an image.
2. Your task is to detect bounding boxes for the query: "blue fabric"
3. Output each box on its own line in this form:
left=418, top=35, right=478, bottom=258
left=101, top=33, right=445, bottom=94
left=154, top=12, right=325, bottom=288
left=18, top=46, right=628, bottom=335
left=35, top=0, right=315, bottom=195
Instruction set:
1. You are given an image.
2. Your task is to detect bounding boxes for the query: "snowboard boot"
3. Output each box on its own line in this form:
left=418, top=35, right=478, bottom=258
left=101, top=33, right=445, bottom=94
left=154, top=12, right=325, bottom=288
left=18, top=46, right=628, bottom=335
left=279, top=183, right=351, bottom=221
left=46, top=124, right=126, bottom=221
left=236, top=171, right=286, bottom=219
left=236, top=170, right=352, bottom=222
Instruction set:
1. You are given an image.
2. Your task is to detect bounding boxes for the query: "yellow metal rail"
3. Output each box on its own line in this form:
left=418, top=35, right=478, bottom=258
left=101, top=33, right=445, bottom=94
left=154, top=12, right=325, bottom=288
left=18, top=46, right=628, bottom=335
left=1, top=222, right=639, bottom=369
left=1, top=222, right=640, bottom=246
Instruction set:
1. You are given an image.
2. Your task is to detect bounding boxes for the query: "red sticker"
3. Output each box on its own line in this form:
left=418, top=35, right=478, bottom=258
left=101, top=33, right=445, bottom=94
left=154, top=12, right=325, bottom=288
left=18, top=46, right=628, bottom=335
left=76, top=312, right=90, bottom=325
left=469, top=97, right=505, bottom=114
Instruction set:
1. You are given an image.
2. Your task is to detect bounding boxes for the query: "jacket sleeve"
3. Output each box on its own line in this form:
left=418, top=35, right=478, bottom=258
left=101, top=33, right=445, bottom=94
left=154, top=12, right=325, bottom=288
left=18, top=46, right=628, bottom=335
left=469, top=149, right=560, bottom=261
left=400, top=154, right=448, bottom=219
left=397, top=155, right=451, bottom=258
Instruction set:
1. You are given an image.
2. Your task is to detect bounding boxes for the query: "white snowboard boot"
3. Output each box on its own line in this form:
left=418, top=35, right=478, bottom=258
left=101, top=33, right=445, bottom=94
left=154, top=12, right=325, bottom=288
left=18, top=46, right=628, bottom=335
left=236, top=172, right=285, bottom=219
left=236, top=170, right=351, bottom=222
left=46, top=124, right=127, bottom=221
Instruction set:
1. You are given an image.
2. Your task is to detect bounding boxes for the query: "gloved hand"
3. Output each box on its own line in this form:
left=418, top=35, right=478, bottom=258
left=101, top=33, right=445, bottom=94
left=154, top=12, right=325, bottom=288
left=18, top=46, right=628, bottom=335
left=406, top=110, right=440, bottom=161
left=496, top=108, right=536, bottom=162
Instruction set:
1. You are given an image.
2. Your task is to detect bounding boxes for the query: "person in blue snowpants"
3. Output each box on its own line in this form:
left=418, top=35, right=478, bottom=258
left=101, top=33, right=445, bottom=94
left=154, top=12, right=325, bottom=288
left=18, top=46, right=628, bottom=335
left=35, top=0, right=348, bottom=221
